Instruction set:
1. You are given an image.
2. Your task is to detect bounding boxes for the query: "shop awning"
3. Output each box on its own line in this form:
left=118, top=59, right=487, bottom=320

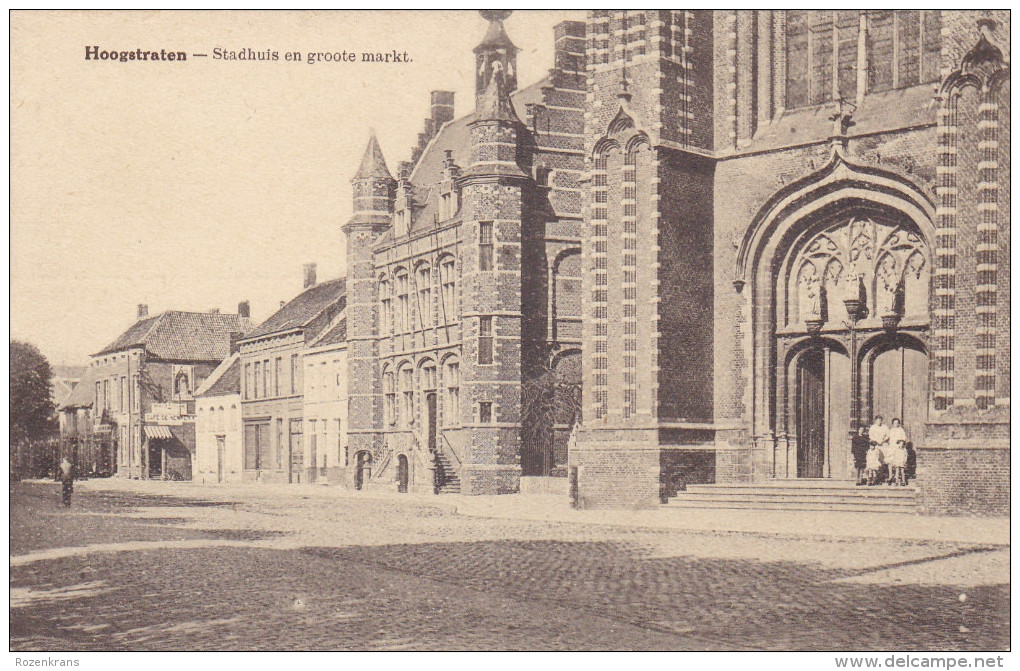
left=144, top=425, right=174, bottom=440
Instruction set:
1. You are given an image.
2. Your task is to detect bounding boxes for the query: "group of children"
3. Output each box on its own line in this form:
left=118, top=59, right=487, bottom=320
left=851, top=415, right=910, bottom=486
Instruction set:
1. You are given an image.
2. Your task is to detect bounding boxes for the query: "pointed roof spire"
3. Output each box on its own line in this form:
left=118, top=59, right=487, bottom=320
left=474, top=10, right=518, bottom=54
left=353, top=130, right=394, bottom=182
left=476, top=64, right=520, bottom=123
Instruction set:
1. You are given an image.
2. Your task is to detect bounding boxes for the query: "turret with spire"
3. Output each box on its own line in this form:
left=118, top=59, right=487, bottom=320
left=474, top=10, right=518, bottom=109
left=346, top=131, right=396, bottom=230
left=342, top=132, right=395, bottom=484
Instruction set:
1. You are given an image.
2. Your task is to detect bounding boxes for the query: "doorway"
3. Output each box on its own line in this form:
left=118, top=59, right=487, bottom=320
left=867, top=339, right=927, bottom=449
left=397, top=454, right=409, bottom=493
left=797, top=349, right=825, bottom=478
left=426, top=393, right=438, bottom=453
left=216, top=435, right=225, bottom=483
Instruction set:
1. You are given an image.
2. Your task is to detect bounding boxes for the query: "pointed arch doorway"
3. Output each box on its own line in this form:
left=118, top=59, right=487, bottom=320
left=770, top=208, right=931, bottom=480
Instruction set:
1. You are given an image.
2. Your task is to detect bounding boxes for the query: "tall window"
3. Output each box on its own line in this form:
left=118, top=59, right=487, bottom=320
left=262, top=359, right=269, bottom=398
left=786, top=10, right=941, bottom=109
left=217, top=406, right=225, bottom=432
left=276, top=418, right=284, bottom=469
left=440, top=256, right=457, bottom=323
left=103, top=379, right=109, bottom=409
left=399, top=365, right=414, bottom=426
left=479, top=222, right=494, bottom=271
left=253, top=362, right=261, bottom=399
left=95, top=382, right=101, bottom=410
left=244, top=363, right=251, bottom=399
left=274, top=357, right=281, bottom=396
left=384, top=368, right=396, bottom=425
left=395, top=269, right=410, bottom=333
left=307, top=362, right=316, bottom=401
left=444, top=359, right=460, bottom=426
left=417, top=264, right=432, bottom=329
left=118, top=376, right=126, bottom=411
left=290, top=354, right=299, bottom=394
left=421, top=362, right=437, bottom=393
left=867, top=10, right=940, bottom=92
left=478, top=316, right=494, bottom=364
left=479, top=401, right=493, bottom=424
left=379, top=277, right=392, bottom=335
left=133, top=374, right=140, bottom=410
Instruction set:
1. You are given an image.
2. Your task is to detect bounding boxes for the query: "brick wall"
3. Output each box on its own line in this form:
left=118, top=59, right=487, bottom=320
left=916, top=448, right=1009, bottom=516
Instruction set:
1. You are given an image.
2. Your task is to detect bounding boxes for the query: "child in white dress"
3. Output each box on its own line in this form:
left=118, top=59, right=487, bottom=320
left=886, top=417, right=908, bottom=486
left=865, top=443, right=883, bottom=486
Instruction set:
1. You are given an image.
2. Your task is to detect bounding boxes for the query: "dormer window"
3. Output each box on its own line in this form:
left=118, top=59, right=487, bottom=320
left=394, top=208, right=409, bottom=237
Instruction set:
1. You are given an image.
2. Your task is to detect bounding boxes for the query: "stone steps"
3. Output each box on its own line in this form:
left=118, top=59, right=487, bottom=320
left=667, top=481, right=918, bottom=513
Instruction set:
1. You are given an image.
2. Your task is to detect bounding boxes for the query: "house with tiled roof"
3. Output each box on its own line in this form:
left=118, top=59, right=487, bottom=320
left=193, top=352, right=243, bottom=483
left=82, top=302, right=252, bottom=480
left=236, top=264, right=346, bottom=483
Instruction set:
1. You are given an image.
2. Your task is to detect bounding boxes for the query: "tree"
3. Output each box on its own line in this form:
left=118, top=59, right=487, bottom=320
left=520, top=355, right=582, bottom=476
left=10, top=341, right=56, bottom=472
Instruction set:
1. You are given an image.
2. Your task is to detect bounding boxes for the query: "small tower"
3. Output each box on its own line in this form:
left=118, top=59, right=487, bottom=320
left=342, top=132, right=395, bottom=485
left=474, top=10, right=518, bottom=109
left=454, top=11, right=528, bottom=494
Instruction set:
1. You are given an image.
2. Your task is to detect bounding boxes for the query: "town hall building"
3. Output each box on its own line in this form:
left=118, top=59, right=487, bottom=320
left=343, top=11, right=1009, bottom=515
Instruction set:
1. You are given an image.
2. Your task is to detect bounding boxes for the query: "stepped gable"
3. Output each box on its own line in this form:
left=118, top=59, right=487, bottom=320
left=243, top=277, right=346, bottom=341
left=94, top=311, right=253, bottom=362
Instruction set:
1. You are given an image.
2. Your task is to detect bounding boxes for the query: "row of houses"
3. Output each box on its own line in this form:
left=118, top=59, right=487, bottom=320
left=57, top=267, right=353, bottom=487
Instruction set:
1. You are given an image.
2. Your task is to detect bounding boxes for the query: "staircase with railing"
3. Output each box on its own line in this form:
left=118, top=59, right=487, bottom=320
left=434, top=431, right=462, bottom=494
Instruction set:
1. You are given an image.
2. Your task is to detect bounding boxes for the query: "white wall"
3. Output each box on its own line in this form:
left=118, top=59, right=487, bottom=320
left=194, top=394, right=243, bottom=483
left=302, top=345, right=348, bottom=479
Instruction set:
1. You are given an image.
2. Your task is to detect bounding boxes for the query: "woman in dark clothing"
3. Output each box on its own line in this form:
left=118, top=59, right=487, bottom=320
left=851, top=427, right=870, bottom=486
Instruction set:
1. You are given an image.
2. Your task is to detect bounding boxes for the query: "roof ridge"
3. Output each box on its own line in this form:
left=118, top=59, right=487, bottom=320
left=308, top=310, right=347, bottom=348
left=193, top=352, right=239, bottom=397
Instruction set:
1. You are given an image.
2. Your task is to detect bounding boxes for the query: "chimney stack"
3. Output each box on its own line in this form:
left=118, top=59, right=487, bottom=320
left=207, top=308, right=221, bottom=314
left=303, top=263, right=317, bottom=289
left=237, top=300, right=250, bottom=318
left=430, top=90, right=455, bottom=127
left=137, top=303, right=149, bottom=319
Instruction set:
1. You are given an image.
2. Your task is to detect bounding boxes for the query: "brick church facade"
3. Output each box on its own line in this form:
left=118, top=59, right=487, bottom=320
left=343, top=11, right=1009, bottom=514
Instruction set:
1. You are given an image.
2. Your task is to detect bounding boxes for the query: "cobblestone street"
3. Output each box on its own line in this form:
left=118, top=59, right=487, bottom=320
left=9, top=479, right=1009, bottom=651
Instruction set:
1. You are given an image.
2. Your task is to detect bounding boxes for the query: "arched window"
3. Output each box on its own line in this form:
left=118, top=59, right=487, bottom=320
left=398, top=363, right=414, bottom=427
left=379, top=276, right=392, bottom=336
left=439, top=256, right=457, bottom=323
left=416, top=263, right=432, bottom=329
left=217, top=406, right=225, bottom=433
left=383, top=366, right=396, bottom=426
left=395, top=269, right=410, bottom=333
left=443, top=357, right=460, bottom=427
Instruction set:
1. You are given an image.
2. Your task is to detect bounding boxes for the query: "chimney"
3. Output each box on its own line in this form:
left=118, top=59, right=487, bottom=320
left=229, top=331, right=243, bottom=355
left=137, top=303, right=149, bottom=319
left=303, top=263, right=317, bottom=289
left=430, top=90, right=455, bottom=127
left=208, top=308, right=221, bottom=313
left=237, top=300, right=250, bottom=318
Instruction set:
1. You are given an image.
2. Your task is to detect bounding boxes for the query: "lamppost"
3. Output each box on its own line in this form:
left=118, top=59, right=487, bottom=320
left=843, top=272, right=868, bottom=437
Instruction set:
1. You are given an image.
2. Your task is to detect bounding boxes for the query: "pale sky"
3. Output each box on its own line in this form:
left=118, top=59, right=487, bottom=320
left=11, top=10, right=584, bottom=366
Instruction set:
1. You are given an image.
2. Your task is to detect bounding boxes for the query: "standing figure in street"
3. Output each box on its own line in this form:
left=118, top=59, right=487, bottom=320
left=886, top=418, right=908, bottom=486
left=851, top=427, right=870, bottom=486
left=59, top=457, right=73, bottom=508
left=868, top=415, right=889, bottom=484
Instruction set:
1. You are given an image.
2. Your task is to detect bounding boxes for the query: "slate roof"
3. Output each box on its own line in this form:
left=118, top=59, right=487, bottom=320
left=242, top=277, right=347, bottom=341
left=310, top=318, right=347, bottom=349
left=94, top=311, right=252, bottom=361
left=195, top=354, right=241, bottom=398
